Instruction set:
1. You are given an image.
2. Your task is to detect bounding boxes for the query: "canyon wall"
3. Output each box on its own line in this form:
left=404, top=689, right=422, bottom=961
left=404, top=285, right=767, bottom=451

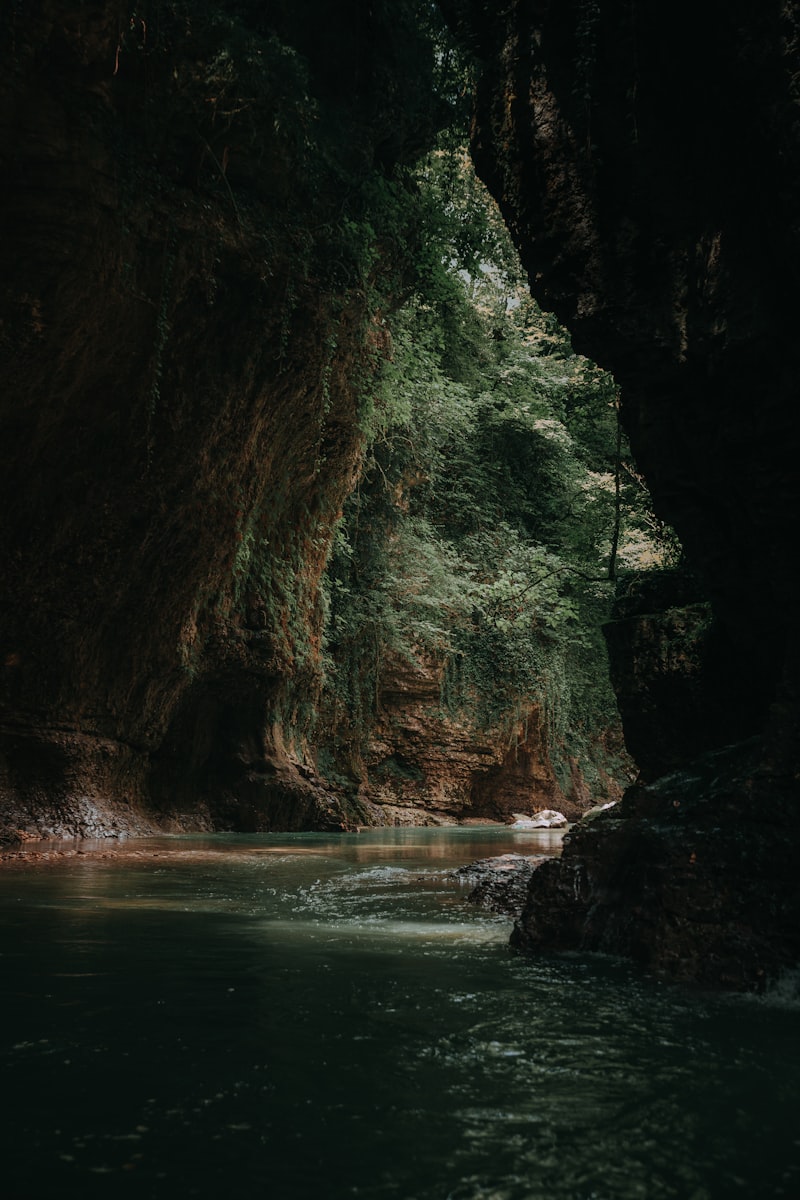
left=0, top=1, right=631, bottom=843
left=443, top=0, right=800, bottom=985
left=0, top=1, right=443, bottom=838
left=345, top=651, right=626, bottom=826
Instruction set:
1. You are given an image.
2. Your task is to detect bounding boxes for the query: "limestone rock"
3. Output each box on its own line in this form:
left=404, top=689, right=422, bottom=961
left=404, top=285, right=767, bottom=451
left=511, top=809, right=568, bottom=829
left=0, top=2, right=443, bottom=837
left=358, top=651, right=613, bottom=823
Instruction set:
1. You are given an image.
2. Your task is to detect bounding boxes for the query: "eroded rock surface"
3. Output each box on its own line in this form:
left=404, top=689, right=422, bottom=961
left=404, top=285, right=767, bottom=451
left=448, top=0, right=800, bottom=753
left=357, top=651, right=624, bottom=824
left=0, top=1, right=442, bottom=837
left=456, top=853, right=550, bottom=917
left=603, top=569, right=756, bottom=782
left=512, top=740, right=800, bottom=990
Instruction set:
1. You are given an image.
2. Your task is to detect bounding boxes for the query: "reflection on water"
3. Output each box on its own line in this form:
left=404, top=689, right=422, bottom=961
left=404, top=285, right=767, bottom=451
left=1, top=827, right=799, bottom=1200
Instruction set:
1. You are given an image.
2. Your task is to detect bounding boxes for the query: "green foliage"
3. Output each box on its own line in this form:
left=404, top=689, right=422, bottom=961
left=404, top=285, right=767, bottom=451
left=321, top=145, right=676, bottom=782
left=139, top=2, right=469, bottom=743
left=145, top=6, right=668, bottom=788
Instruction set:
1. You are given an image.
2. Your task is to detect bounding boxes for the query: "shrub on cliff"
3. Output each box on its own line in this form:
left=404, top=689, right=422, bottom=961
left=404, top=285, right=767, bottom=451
left=320, top=149, right=675, bottom=792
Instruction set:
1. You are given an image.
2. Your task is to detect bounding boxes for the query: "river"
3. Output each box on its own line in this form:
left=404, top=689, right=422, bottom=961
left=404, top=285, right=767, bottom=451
left=1, top=826, right=798, bottom=1199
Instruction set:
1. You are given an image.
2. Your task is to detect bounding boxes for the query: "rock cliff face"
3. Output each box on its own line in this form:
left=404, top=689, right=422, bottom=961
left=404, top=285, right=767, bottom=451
left=0, top=1, right=441, bottom=838
left=511, top=740, right=800, bottom=990
left=354, top=651, right=625, bottom=825
left=449, top=0, right=800, bottom=738
left=443, top=0, right=800, bottom=984
left=602, top=569, right=752, bottom=782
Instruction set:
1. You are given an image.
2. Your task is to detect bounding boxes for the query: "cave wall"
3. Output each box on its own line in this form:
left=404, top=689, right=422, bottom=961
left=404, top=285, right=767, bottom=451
left=0, top=1, right=442, bottom=838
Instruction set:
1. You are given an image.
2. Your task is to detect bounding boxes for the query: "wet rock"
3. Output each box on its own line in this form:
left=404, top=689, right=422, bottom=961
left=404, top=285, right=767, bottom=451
left=441, top=1, right=800, bottom=986
left=455, top=853, right=548, bottom=917
left=0, top=828, right=36, bottom=849
left=360, top=653, right=586, bottom=822
left=579, top=801, right=618, bottom=823
left=511, top=740, right=800, bottom=991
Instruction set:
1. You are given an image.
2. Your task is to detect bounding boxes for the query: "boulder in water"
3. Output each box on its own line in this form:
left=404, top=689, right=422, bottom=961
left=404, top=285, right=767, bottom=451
left=510, top=810, right=568, bottom=829
left=455, top=853, right=547, bottom=917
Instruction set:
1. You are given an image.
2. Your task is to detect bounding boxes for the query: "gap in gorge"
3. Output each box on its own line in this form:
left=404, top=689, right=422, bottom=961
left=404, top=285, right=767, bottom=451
left=314, top=141, right=674, bottom=832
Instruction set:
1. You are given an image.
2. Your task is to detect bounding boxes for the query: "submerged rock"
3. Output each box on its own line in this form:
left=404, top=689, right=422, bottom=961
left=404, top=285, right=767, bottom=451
left=455, top=853, right=548, bottom=917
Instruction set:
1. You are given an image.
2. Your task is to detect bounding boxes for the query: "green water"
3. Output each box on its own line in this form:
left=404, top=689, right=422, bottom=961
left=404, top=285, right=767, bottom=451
left=1, top=827, right=798, bottom=1199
